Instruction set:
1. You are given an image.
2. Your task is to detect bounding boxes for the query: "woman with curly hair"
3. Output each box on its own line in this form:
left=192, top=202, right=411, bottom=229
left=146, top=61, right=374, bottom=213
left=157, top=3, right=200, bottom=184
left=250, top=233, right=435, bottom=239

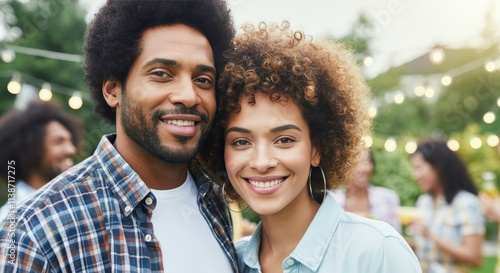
left=204, top=22, right=421, bottom=272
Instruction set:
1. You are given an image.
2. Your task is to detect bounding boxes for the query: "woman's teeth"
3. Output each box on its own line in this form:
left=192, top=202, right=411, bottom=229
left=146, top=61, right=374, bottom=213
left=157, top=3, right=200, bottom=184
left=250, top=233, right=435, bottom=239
left=249, top=179, right=283, bottom=188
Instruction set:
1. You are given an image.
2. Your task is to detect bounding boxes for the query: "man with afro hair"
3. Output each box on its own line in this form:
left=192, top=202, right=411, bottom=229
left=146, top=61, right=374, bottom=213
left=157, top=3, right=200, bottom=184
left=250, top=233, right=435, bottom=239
left=0, top=0, right=237, bottom=272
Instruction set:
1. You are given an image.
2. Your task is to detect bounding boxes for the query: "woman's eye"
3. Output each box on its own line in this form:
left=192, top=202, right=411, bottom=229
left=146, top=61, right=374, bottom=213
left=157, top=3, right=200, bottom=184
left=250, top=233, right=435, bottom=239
left=232, top=139, right=250, bottom=147
left=275, top=137, right=295, bottom=144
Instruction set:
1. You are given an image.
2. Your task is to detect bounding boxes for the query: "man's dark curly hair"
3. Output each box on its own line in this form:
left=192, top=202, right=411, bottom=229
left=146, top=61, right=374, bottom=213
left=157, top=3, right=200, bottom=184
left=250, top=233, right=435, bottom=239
left=413, top=139, right=478, bottom=204
left=0, top=100, right=81, bottom=183
left=201, top=22, right=371, bottom=200
left=84, top=0, right=235, bottom=123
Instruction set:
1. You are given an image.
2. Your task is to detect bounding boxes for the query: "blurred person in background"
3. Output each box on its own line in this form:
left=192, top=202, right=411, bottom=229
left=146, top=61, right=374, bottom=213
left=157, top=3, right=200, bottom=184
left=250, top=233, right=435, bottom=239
left=331, top=149, right=402, bottom=233
left=0, top=100, right=81, bottom=220
left=478, top=144, right=500, bottom=273
left=410, top=139, right=484, bottom=273
left=479, top=194, right=500, bottom=273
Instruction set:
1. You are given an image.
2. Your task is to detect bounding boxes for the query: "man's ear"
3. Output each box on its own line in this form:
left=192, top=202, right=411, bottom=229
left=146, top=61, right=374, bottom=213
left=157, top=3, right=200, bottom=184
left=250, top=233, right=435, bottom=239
left=102, top=79, right=122, bottom=108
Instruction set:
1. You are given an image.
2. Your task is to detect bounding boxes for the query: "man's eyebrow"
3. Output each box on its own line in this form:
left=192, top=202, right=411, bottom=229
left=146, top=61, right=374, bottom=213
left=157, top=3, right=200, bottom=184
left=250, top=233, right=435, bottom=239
left=144, top=58, right=178, bottom=68
left=271, top=124, right=301, bottom=133
left=196, top=64, right=216, bottom=76
left=144, top=59, right=216, bottom=75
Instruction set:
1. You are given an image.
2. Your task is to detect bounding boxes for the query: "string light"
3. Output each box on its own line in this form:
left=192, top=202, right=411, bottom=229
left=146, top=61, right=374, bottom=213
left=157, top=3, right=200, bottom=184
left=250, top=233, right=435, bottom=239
left=447, top=139, right=460, bottom=151
left=68, top=92, right=83, bottom=110
left=362, top=135, right=373, bottom=148
left=441, top=75, right=452, bottom=86
left=405, top=141, right=417, bottom=154
left=368, top=106, right=377, bottom=118
left=38, top=83, right=52, bottom=101
left=487, top=135, right=499, bottom=147
left=1, top=47, right=16, bottom=63
left=414, top=85, right=425, bottom=97
left=384, top=138, right=397, bottom=152
left=4, top=71, right=89, bottom=110
left=363, top=56, right=374, bottom=67
left=7, top=73, right=21, bottom=94
left=485, top=61, right=496, bottom=72
left=424, top=86, right=435, bottom=98
left=483, top=112, right=496, bottom=124
left=429, top=48, right=445, bottom=64
left=394, top=91, right=405, bottom=104
left=470, top=137, right=483, bottom=149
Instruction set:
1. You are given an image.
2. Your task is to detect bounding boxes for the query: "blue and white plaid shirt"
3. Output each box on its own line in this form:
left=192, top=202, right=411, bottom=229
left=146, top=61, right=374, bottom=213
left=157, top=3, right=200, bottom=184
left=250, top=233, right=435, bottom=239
left=0, top=134, right=238, bottom=272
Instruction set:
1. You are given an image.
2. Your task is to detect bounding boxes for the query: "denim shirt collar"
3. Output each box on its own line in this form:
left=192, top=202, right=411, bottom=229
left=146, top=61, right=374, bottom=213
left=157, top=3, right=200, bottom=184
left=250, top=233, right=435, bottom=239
left=242, top=194, right=342, bottom=271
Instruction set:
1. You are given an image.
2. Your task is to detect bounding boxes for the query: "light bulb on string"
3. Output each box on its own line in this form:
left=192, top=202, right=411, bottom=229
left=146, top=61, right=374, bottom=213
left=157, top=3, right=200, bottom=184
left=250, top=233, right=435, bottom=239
left=424, top=86, right=435, bottom=98
left=483, top=112, right=496, bottom=124
left=394, top=91, right=405, bottom=104
left=487, top=135, right=499, bottom=147
left=363, top=56, right=374, bottom=67
left=405, top=141, right=417, bottom=154
left=414, top=85, right=425, bottom=97
left=368, top=106, right=377, bottom=118
left=470, top=137, right=482, bottom=150
left=485, top=61, right=496, bottom=72
left=447, top=139, right=460, bottom=151
left=39, top=83, right=52, bottom=101
left=362, top=135, right=373, bottom=148
left=7, top=73, right=21, bottom=94
left=384, top=138, right=397, bottom=152
left=441, top=75, right=452, bottom=86
left=68, top=92, right=83, bottom=110
left=1, top=47, right=16, bottom=63
left=429, top=48, right=445, bottom=64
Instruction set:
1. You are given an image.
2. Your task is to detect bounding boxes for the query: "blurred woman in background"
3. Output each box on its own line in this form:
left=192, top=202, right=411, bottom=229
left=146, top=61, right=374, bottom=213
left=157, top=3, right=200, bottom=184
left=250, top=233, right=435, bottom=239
left=331, top=149, right=401, bottom=232
left=410, top=139, right=484, bottom=273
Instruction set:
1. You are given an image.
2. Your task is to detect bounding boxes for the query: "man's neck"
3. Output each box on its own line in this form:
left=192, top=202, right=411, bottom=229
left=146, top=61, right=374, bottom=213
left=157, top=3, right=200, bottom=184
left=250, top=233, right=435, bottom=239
left=114, top=133, right=189, bottom=190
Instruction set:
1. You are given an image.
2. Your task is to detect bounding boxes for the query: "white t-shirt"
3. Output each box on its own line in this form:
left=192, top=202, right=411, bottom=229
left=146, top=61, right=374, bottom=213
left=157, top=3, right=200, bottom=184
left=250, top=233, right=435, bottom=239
left=150, top=172, right=232, bottom=273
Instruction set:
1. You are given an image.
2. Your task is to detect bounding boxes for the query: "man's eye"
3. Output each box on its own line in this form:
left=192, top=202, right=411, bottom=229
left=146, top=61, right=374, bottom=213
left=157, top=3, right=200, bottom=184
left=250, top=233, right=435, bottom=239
left=194, top=78, right=212, bottom=84
left=152, top=71, right=167, bottom=77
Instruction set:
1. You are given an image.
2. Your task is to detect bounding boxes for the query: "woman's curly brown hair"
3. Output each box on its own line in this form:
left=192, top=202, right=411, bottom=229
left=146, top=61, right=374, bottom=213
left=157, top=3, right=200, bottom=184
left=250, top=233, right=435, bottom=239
left=201, top=22, right=371, bottom=200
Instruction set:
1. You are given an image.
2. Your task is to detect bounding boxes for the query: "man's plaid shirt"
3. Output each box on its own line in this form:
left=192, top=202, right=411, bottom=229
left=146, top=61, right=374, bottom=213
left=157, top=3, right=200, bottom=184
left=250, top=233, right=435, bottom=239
left=0, top=134, right=238, bottom=272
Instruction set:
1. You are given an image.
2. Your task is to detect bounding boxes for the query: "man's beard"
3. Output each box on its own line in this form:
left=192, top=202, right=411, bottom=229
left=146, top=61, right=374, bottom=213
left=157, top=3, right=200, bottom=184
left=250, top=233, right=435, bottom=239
left=121, top=92, right=210, bottom=164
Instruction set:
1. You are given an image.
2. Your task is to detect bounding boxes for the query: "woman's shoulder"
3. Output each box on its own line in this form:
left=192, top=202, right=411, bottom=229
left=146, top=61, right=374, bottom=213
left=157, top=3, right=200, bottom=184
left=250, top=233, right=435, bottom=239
left=337, top=211, right=403, bottom=240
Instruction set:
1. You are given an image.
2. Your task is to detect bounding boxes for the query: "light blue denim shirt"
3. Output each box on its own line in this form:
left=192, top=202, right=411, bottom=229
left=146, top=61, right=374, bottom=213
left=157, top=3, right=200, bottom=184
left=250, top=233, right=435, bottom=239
left=236, top=194, right=422, bottom=273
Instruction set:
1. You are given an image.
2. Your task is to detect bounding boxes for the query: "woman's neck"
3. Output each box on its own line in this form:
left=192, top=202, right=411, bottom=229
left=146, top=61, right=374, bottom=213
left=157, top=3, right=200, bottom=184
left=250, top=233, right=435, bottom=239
left=258, top=191, right=320, bottom=270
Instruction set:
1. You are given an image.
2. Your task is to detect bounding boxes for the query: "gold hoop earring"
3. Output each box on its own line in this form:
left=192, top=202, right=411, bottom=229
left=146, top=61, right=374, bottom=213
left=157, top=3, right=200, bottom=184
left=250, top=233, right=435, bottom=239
left=308, top=165, right=327, bottom=204
left=221, top=182, right=249, bottom=213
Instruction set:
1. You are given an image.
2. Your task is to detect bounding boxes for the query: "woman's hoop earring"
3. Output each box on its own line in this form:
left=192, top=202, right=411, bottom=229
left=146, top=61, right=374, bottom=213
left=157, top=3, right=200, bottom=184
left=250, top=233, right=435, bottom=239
left=222, top=182, right=249, bottom=213
left=308, top=165, right=327, bottom=204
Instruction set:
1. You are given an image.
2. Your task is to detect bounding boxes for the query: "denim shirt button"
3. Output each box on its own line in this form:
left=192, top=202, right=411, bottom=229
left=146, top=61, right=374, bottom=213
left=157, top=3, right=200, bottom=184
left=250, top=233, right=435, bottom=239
left=285, top=258, right=295, bottom=266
